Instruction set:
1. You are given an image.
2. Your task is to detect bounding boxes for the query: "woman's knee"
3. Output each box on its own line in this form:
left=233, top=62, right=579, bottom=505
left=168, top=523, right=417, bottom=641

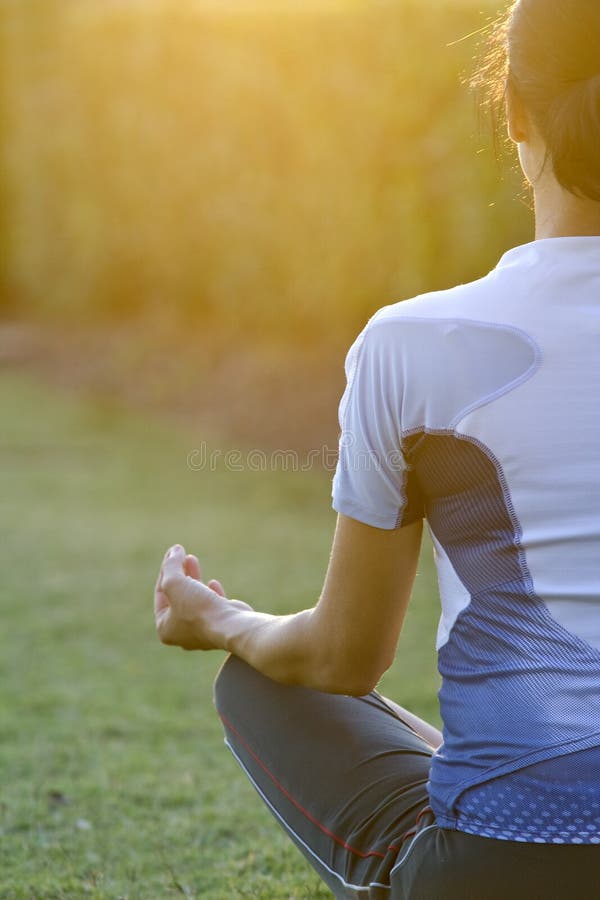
left=213, top=653, right=246, bottom=717
left=214, top=653, right=281, bottom=722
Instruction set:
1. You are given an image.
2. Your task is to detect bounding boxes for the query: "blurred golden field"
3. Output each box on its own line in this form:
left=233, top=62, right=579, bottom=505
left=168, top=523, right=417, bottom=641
left=0, top=0, right=532, bottom=448
left=1, top=0, right=530, bottom=332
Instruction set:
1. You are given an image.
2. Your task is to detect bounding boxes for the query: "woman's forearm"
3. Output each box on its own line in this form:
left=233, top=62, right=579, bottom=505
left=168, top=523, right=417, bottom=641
left=211, top=604, right=373, bottom=695
left=155, top=529, right=412, bottom=697
left=213, top=605, right=324, bottom=689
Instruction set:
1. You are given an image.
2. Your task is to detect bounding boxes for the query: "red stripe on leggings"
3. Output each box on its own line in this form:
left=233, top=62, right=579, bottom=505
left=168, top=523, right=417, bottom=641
left=218, top=711, right=401, bottom=860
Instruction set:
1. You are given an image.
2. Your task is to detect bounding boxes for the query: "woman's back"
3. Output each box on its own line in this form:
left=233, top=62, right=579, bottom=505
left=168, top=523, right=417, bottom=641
left=333, top=234, right=600, bottom=842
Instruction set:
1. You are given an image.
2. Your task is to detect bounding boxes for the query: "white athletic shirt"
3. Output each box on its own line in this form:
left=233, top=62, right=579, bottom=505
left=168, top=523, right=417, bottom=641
left=332, top=237, right=600, bottom=844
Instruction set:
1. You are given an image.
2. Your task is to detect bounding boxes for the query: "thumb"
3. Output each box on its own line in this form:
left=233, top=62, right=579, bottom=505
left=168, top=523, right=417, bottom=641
left=161, top=545, right=187, bottom=591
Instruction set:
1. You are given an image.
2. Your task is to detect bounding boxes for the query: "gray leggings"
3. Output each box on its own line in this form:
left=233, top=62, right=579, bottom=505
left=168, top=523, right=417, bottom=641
left=214, top=655, right=600, bottom=899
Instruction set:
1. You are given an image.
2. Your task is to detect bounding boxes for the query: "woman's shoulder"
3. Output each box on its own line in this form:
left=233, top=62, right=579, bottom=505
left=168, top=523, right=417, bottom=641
left=353, top=268, right=538, bottom=400
left=370, top=268, right=504, bottom=331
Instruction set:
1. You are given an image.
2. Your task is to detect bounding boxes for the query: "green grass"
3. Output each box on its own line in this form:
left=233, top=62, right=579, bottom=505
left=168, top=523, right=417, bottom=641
left=0, top=374, right=441, bottom=899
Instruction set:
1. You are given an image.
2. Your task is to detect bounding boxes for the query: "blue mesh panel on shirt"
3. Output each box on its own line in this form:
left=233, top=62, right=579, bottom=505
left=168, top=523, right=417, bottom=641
left=404, top=432, right=600, bottom=840
left=456, top=747, right=600, bottom=844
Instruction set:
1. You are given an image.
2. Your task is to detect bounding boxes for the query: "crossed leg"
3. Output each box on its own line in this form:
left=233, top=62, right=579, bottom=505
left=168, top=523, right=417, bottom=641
left=214, top=655, right=437, bottom=899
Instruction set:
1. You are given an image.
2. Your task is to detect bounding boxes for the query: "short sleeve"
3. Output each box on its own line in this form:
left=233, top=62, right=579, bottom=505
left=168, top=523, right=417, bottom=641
left=331, top=318, right=425, bottom=530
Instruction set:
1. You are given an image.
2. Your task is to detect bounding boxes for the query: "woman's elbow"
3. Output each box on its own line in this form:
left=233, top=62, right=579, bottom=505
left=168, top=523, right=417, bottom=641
left=316, top=654, right=389, bottom=697
left=341, top=675, right=381, bottom=697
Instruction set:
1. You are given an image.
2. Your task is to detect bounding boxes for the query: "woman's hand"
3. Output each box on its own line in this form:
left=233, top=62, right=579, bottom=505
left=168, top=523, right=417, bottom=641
left=154, top=544, right=252, bottom=651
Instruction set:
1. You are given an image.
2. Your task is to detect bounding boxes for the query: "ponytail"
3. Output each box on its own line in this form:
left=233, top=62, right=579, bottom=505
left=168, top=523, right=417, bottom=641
left=544, top=73, right=600, bottom=201
left=479, top=0, right=600, bottom=202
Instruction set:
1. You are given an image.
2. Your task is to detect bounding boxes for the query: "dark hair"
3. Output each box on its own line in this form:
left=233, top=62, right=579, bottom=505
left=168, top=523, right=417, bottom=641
left=476, top=0, right=600, bottom=201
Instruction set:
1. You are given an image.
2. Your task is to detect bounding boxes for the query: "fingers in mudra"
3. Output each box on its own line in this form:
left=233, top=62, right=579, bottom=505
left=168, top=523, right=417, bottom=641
left=183, top=553, right=202, bottom=581
left=182, top=554, right=225, bottom=597
left=155, top=545, right=225, bottom=651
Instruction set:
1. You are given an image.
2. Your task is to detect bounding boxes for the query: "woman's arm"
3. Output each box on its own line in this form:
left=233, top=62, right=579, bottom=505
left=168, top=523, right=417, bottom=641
left=155, top=514, right=423, bottom=696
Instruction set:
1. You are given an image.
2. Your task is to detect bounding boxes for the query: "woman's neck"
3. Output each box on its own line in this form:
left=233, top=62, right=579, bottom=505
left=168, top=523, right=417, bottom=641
left=534, top=176, right=600, bottom=240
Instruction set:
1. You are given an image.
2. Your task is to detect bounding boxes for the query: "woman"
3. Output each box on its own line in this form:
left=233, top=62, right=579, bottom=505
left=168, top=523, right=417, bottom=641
left=154, top=1, right=600, bottom=896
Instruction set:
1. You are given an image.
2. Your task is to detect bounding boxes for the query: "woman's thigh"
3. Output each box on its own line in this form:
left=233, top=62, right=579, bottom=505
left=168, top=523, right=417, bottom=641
left=214, top=655, right=434, bottom=898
